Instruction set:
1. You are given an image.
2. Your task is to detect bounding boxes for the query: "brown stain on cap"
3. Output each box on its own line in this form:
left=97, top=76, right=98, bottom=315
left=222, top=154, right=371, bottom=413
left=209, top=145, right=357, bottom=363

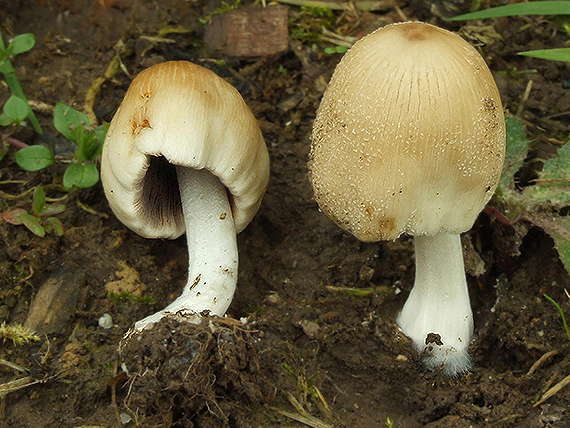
left=399, top=22, right=439, bottom=42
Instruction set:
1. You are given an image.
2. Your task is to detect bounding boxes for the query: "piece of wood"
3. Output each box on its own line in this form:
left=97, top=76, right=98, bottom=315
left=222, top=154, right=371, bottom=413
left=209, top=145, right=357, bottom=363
left=204, top=5, right=289, bottom=58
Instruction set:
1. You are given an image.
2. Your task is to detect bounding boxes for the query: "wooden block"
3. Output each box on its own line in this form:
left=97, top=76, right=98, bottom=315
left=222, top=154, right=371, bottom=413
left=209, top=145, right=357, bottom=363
left=204, top=4, right=289, bottom=58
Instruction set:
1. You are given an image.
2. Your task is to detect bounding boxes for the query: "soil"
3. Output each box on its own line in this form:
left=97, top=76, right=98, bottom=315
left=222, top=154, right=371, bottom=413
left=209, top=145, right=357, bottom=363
left=1, top=1, right=570, bottom=427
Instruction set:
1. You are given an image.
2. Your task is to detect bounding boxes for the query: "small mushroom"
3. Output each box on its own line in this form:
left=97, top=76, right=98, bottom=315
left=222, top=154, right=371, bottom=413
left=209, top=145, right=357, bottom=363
left=101, top=61, right=269, bottom=332
left=309, top=22, right=506, bottom=376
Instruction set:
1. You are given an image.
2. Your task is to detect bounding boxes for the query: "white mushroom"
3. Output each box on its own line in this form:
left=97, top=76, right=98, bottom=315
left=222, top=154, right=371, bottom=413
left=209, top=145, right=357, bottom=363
left=309, top=22, right=506, bottom=375
left=101, top=61, right=269, bottom=332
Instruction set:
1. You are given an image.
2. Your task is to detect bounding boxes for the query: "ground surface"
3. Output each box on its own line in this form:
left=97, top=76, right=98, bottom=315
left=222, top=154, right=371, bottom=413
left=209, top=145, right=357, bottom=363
left=1, top=1, right=570, bottom=427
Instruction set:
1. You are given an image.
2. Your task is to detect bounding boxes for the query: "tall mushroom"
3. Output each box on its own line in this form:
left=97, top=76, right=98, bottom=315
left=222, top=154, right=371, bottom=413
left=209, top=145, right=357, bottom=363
left=101, top=61, right=269, bottom=332
left=309, top=22, right=506, bottom=376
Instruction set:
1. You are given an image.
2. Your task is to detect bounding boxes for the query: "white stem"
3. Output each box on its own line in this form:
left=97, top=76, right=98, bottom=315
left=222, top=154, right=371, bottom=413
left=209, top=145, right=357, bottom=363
left=132, top=167, right=238, bottom=331
left=396, top=233, right=473, bottom=376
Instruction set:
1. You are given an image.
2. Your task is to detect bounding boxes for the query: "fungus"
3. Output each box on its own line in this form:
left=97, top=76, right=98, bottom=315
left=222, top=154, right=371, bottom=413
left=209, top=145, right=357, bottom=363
left=309, top=22, right=506, bottom=375
left=101, top=61, right=269, bottom=332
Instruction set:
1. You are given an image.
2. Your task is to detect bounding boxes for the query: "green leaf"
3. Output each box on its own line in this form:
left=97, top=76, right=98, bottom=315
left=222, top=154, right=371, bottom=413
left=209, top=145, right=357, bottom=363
left=451, top=1, right=570, bottom=21
left=20, top=212, right=45, bottom=237
left=15, top=145, right=55, bottom=171
left=40, top=203, right=65, bottom=217
left=3, top=95, right=29, bottom=124
left=524, top=142, right=570, bottom=208
left=54, top=102, right=90, bottom=142
left=498, top=115, right=530, bottom=192
left=519, top=48, right=570, bottom=63
left=0, top=113, right=13, bottom=127
left=44, top=217, right=64, bottom=236
left=2, top=208, right=28, bottom=225
left=63, top=163, right=99, bottom=189
left=79, top=131, right=102, bottom=161
left=10, top=33, right=35, bottom=55
left=32, top=186, right=46, bottom=216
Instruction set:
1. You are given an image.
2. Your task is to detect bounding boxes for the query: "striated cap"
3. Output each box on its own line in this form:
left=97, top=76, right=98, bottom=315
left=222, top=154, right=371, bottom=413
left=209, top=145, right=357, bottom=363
left=101, top=61, right=269, bottom=239
left=309, top=22, right=506, bottom=241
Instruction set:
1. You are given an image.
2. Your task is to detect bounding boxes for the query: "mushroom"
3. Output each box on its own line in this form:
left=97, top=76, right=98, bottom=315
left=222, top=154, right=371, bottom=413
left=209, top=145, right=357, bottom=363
left=101, top=61, right=269, bottom=332
left=309, top=22, right=506, bottom=375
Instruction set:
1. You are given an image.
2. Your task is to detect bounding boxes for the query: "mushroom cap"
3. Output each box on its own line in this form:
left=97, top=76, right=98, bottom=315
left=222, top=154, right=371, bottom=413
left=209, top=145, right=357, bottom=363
left=101, top=61, right=269, bottom=239
left=309, top=22, right=506, bottom=242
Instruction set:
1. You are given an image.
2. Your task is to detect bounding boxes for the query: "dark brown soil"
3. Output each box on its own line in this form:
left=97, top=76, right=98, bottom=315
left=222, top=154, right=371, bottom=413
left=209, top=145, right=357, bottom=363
left=1, top=1, right=570, bottom=427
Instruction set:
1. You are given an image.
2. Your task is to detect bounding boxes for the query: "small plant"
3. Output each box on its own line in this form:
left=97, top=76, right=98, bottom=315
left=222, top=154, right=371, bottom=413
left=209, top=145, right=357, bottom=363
left=199, top=0, right=242, bottom=24
left=15, top=103, right=108, bottom=188
left=492, top=116, right=570, bottom=273
left=2, top=185, right=65, bottom=237
left=0, top=322, right=40, bottom=345
left=323, top=45, right=348, bottom=55
left=290, top=7, right=336, bottom=44
left=386, top=417, right=394, bottom=428
left=453, top=1, right=570, bottom=62
left=0, top=94, right=30, bottom=129
left=544, top=293, right=570, bottom=343
left=0, top=29, right=42, bottom=134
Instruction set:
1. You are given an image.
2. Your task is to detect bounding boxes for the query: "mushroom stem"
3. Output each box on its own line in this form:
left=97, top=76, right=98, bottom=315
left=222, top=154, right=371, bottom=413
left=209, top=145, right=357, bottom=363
left=396, top=233, right=473, bottom=376
left=133, top=167, right=238, bottom=331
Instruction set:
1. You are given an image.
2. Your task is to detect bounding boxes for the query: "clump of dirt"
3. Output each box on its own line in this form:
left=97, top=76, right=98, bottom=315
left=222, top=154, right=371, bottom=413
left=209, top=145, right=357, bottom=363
left=118, top=317, right=266, bottom=427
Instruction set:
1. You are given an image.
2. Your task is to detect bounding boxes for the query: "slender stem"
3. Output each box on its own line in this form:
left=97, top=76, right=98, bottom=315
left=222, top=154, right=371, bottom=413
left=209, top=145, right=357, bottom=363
left=397, top=233, right=473, bottom=376
left=132, top=167, right=238, bottom=331
left=0, top=29, right=43, bottom=135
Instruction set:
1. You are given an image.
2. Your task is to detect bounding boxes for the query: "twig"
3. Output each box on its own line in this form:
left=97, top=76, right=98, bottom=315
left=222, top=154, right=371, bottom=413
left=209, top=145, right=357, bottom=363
left=534, top=373, right=570, bottom=406
left=0, top=359, right=29, bottom=373
left=515, top=79, right=533, bottom=117
left=268, top=405, right=333, bottom=428
left=326, top=284, right=392, bottom=296
left=5, top=137, right=28, bottom=149
left=527, top=349, right=559, bottom=375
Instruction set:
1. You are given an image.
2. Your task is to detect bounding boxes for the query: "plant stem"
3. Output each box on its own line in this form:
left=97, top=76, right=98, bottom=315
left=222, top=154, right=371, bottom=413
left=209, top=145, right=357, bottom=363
left=0, top=29, right=43, bottom=135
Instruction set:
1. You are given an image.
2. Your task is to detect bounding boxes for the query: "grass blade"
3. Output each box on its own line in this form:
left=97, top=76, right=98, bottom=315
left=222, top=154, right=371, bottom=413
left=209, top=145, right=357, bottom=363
left=451, top=1, right=570, bottom=21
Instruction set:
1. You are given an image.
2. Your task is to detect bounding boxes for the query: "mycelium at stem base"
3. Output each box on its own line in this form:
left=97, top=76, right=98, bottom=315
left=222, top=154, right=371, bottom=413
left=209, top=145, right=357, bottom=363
left=131, top=167, right=238, bottom=333
left=396, top=233, right=474, bottom=377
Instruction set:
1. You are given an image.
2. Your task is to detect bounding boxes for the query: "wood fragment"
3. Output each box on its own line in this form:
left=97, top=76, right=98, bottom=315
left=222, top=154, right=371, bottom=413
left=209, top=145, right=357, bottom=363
left=527, top=349, right=559, bottom=375
left=534, top=373, right=570, bottom=406
left=204, top=5, right=289, bottom=58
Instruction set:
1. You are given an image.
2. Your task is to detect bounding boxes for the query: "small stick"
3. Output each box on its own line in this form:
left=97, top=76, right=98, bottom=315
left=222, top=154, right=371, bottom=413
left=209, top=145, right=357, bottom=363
left=534, top=373, right=570, bottom=406
left=516, top=79, right=533, bottom=117
left=5, top=137, right=28, bottom=149
left=527, top=349, right=559, bottom=375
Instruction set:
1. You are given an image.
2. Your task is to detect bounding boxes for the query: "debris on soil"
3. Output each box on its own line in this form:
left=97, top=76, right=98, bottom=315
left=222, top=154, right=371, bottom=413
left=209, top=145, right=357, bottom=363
left=105, top=260, right=147, bottom=297
left=204, top=4, right=289, bottom=57
left=118, top=316, right=266, bottom=427
left=24, top=266, right=85, bottom=335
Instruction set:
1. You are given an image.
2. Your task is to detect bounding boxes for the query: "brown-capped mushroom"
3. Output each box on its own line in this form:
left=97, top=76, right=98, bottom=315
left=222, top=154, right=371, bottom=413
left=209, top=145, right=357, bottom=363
left=101, top=61, right=269, bottom=332
left=309, top=22, right=506, bottom=375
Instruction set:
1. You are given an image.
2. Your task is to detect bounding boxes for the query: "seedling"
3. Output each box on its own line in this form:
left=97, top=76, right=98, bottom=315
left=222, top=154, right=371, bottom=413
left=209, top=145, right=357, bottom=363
left=323, top=45, right=347, bottom=55
left=544, top=293, right=570, bottom=343
left=2, top=185, right=65, bottom=237
left=0, top=29, right=42, bottom=134
left=15, top=103, right=108, bottom=188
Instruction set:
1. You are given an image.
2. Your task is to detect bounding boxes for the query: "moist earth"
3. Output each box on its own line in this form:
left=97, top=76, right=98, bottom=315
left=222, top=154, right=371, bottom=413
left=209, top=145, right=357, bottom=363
left=1, top=1, right=570, bottom=427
